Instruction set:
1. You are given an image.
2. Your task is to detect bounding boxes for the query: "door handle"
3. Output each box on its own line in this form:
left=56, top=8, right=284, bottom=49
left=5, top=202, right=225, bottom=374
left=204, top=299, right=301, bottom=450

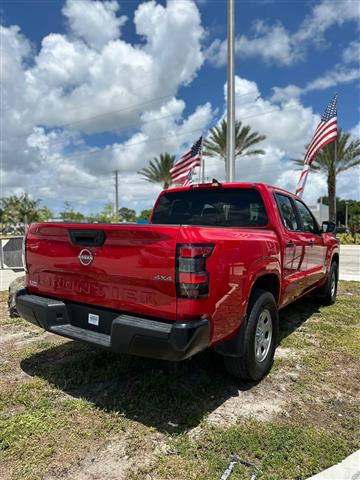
left=286, top=240, right=295, bottom=247
left=308, top=240, right=314, bottom=245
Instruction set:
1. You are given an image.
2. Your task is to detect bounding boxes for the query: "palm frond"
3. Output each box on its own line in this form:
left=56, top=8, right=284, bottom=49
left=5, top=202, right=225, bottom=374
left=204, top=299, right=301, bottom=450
left=242, top=149, right=266, bottom=157
left=138, top=152, right=176, bottom=189
left=292, top=128, right=359, bottom=222
left=203, top=119, right=266, bottom=161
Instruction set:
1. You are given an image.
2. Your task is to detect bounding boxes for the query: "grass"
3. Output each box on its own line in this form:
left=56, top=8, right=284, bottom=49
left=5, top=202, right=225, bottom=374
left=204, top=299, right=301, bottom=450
left=0, top=387, right=123, bottom=479
left=128, top=282, right=360, bottom=480
left=0, top=282, right=359, bottom=479
left=131, top=422, right=354, bottom=480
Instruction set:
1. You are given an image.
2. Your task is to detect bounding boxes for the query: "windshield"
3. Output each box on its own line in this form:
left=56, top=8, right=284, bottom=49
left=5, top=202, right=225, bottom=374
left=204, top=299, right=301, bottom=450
left=152, top=188, right=268, bottom=227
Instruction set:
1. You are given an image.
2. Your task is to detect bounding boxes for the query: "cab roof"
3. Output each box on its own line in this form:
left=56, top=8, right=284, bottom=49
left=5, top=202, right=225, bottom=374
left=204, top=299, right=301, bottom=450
left=166, top=181, right=299, bottom=199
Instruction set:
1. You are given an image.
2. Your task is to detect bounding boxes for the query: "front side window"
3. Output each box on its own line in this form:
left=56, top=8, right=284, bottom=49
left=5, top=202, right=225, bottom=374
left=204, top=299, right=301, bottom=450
left=152, top=188, right=268, bottom=227
left=294, top=199, right=319, bottom=234
left=275, top=193, right=300, bottom=231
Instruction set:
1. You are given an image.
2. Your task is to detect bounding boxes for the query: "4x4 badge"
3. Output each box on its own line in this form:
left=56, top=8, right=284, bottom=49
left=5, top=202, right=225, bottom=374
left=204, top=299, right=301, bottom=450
left=154, top=275, right=173, bottom=282
left=79, top=249, right=93, bottom=266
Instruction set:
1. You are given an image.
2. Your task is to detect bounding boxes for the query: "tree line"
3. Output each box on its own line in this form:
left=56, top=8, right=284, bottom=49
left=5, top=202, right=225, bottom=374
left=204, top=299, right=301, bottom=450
left=0, top=196, right=152, bottom=235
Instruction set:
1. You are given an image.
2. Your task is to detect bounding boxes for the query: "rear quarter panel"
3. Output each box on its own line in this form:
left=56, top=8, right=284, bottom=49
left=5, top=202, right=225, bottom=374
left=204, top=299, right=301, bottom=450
left=177, top=226, right=281, bottom=344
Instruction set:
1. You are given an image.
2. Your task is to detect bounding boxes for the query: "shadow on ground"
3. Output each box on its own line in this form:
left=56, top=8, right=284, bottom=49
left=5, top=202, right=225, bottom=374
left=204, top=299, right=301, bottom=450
left=278, top=294, right=321, bottom=343
left=21, top=296, right=321, bottom=434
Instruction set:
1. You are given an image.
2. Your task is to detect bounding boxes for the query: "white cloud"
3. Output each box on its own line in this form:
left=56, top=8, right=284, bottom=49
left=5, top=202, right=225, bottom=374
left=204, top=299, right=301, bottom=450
left=271, top=84, right=303, bottom=103
left=293, top=0, right=359, bottom=47
left=270, top=27, right=360, bottom=103
left=207, top=21, right=296, bottom=67
left=350, top=122, right=360, bottom=139
left=203, top=75, right=359, bottom=204
left=342, top=40, right=360, bottom=64
left=62, top=0, right=127, bottom=50
left=78, top=99, right=213, bottom=176
left=3, top=0, right=205, bottom=134
left=305, top=67, right=360, bottom=92
left=2, top=96, right=213, bottom=214
left=2, top=0, right=210, bottom=213
left=271, top=66, right=360, bottom=103
left=231, top=77, right=318, bottom=156
left=208, top=0, right=360, bottom=67
left=235, top=21, right=296, bottom=66
left=134, top=0, right=204, bottom=87
left=271, top=51, right=360, bottom=102
left=336, top=167, right=360, bottom=201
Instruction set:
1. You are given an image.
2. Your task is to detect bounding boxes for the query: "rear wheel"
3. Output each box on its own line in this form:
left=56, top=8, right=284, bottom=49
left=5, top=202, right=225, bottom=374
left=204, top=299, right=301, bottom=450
left=224, top=289, right=278, bottom=381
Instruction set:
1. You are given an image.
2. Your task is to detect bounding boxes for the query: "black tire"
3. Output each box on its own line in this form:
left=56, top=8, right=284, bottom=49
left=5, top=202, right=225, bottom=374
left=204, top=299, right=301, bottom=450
left=224, top=289, right=278, bottom=381
left=318, top=261, right=338, bottom=306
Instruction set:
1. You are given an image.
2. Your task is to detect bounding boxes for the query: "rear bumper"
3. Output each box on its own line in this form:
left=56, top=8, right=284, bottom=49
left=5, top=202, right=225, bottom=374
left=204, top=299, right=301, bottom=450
left=15, top=290, right=210, bottom=361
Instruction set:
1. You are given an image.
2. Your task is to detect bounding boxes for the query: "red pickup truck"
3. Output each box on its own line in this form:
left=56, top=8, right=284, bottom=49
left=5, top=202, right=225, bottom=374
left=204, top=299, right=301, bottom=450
left=16, top=182, right=339, bottom=381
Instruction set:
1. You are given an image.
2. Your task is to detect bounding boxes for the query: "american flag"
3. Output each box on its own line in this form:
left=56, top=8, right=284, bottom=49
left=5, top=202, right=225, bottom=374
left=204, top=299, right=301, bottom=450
left=182, top=168, right=194, bottom=187
left=296, top=94, right=338, bottom=197
left=170, top=136, right=202, bottom=184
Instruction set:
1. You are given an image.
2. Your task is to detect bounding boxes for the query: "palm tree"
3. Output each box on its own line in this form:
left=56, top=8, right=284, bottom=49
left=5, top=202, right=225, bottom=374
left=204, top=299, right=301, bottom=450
left=138, top=153, right=176, bottom=189
left=203, top=119, right=266, bottom=163
left=0, top=194, right=41, bottom=233
left=293, top=129, right=360, bottom=222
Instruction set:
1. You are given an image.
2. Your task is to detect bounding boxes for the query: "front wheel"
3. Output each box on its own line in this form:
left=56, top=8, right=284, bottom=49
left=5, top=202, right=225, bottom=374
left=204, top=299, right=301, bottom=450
left=224, top=289, right=278, bottom=381
left=317, top=261, right=338, bottom=306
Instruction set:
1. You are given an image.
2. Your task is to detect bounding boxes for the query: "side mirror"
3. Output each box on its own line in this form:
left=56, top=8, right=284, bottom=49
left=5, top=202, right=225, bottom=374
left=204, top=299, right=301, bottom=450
left=322, top=221, right=336, bottom=234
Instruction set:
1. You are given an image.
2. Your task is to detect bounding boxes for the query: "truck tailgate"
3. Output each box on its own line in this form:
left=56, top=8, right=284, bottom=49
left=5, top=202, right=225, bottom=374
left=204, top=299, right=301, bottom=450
left=26, top=223, right=180, bottom=320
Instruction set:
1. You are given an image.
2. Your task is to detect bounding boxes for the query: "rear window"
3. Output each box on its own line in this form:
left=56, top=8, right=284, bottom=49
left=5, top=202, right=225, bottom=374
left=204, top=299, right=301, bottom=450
left=152, top=188, right=268, bottom=227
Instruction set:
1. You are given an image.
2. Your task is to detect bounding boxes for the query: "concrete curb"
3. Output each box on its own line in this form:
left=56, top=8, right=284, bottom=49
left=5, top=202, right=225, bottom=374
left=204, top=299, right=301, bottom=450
left=0, top=269, right=24, bottom=291
left=306, top=450, right=360, bottom=479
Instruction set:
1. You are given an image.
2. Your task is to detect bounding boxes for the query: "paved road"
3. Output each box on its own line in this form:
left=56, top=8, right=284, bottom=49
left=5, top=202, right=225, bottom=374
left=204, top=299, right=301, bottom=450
left=0, top=245, right=358, bottom=291
left=339, top=245, right=360, bottom=281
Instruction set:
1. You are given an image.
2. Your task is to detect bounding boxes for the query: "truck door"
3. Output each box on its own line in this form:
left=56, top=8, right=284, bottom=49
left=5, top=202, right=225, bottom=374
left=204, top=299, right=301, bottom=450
left=274, top=193, right=308, bottom=304
left=293, top=199, right=327, bottom=287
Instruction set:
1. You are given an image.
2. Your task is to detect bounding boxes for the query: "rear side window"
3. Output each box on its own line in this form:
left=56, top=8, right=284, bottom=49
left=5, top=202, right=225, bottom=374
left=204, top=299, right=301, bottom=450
left=275, top=193, right=300, bottom=231
left=152, top=188, right=268, bottom=227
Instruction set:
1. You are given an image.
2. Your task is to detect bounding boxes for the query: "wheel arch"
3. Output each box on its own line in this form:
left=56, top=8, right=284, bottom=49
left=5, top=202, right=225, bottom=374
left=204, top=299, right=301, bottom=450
left=331, top=252, right=339, bottom=267
left=215, top=272, right=280, bottom=358
left=248, top=273, right=281, bottom=308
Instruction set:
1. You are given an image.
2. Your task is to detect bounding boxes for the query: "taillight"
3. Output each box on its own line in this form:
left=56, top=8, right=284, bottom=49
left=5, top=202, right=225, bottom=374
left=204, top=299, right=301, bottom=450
left=176, top=244, right=214, bottom=298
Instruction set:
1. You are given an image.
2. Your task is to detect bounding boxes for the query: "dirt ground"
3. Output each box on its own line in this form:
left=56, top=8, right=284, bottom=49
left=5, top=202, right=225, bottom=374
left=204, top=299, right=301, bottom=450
left=0, top=283, right=359, bottom=480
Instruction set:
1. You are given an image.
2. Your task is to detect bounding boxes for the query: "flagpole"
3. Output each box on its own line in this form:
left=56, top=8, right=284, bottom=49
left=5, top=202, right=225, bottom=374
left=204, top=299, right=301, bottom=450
left=200, top=137, right=205, bottom=183
left=296, top=161, right=310, bottom=198
left=333, top=93, right=338, bottom=223
left=226, top=0, right=235, bottom=182
left=334, top=135, right=337, bottom=222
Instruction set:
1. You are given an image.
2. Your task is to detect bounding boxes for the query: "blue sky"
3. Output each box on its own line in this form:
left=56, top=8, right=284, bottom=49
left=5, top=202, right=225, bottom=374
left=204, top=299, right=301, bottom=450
left=2, top=0, right=360, bottom=214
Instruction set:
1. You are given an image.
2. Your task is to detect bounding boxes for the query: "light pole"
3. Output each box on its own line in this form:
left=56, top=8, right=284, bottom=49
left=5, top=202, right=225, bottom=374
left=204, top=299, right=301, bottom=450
left=345, top=201, right=349, bottom=230
left=114, top=170, right=119, bottom=222
left=226, top=0, right=235, bottom=182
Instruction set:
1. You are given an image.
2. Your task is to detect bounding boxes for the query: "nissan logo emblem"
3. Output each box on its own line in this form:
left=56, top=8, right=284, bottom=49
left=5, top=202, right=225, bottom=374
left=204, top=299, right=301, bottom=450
left=78, top=249, right=94, bottom=266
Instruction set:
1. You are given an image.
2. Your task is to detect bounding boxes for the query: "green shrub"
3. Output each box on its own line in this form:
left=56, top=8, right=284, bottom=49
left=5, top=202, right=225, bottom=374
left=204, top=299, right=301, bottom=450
left=337, top=233, right=360, bottom=244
